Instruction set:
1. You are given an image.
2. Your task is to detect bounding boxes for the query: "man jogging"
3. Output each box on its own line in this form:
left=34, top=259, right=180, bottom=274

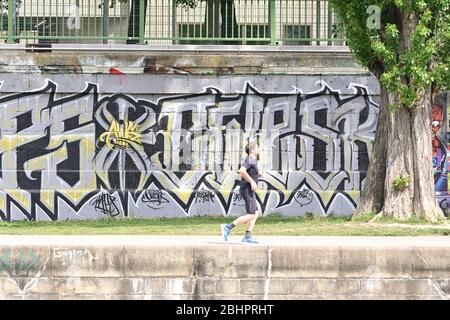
left=221, top=142, right=260, bottom=244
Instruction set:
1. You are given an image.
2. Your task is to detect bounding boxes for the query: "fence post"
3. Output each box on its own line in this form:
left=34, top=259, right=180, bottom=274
left=139, top=0, right=145, bottom=44
left=7, top=0, right=15, bottom=44
left=327, top=1, right=332, bottom=46
left=316, top=0, right=321, bottom=45
left=269, top=0, right=276, bottom=45
left=172, top=0, right=177, bottom=44
left=103, top=0, right=110, bottom=44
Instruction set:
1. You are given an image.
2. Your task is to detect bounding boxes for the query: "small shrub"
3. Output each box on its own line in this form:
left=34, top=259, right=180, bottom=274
left=392, top=174, right=411, bottom=191
left=305, top=212, right=314, bottom=219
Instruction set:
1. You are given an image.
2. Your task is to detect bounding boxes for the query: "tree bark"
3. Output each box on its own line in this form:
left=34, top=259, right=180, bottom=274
left=379, top=94, right=415, bottom=220
left=411, top=89, right=444, bottom=221
left=353, top=85, right=388, bottom=217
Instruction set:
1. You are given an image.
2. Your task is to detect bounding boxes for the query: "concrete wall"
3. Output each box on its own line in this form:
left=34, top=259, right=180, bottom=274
left=0, top=49, right=447, bottom=220
left=0, top=72, right=381, bottom=221
left=0, top=236, right=448, bottom=300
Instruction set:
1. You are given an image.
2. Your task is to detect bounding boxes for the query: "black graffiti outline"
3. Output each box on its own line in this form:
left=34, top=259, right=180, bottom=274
left=232, top=190, right=245, bottom=207
left=438, top=198, right=448, bottom=216
left=142, top=189, right=170, bottom=210
left=294, top=189, right=314, bottom=207
left=0, top=80, right=99, bottom=221
left=273, top=179, right=358, bottom=213
left=194, top=190, right=215, bottom=204
left=93, top=94, right=157, bottom=173
left=89, top=192, right=121, bottom=217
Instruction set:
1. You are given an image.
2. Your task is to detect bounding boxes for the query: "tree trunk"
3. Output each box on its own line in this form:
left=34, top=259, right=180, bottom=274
left=411, top=89, right=444, bottom=221
left=380, top=93, right=415, bottom=220
left=353, top=85, right=388, bottom=217
left=356, top=87, right=445, bottom=222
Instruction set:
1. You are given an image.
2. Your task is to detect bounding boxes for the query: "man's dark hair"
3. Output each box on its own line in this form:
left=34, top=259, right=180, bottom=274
left=245, top=142, right=258, bottom=155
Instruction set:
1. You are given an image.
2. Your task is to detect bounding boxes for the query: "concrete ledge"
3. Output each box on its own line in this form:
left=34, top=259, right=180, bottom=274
left=0, top=73, right=380, bottom=95
left=0, top=49, right=369, bottom=75
left=0, top=236, right=448, bottom=300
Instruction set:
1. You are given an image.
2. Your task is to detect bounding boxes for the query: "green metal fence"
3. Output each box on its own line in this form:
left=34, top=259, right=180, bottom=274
left=0, top=0, right=346, bottom=46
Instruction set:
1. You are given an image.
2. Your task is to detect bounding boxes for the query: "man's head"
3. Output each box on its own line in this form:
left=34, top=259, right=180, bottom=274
left=245, top=142, right=260, bottom=156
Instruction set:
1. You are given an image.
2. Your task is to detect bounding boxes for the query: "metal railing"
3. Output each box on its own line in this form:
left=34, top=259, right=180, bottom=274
left=0, top=0, right=346, bottom=46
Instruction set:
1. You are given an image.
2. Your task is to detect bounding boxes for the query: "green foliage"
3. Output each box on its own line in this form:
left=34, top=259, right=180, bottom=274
left=371, top=213, right=443, bottom=224
left=352, top=212, right=377, bottom=222
left=392, top=174, right=411, bottom=191
left=330, top=0, right=450, bottom=109
left=0, top=216, right=448, bottom=236
left=305, top=212, right=315, bottom=219
left=0, top=0, right=22, bottom=11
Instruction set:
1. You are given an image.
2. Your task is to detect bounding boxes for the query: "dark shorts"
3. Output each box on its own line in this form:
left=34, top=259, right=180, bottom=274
left=239, top=185, right=258, bottom=214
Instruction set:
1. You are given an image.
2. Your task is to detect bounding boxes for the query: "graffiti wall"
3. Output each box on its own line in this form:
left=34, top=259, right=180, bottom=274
left=0, top=74, right=446, bottom=221
left=432, top=94, right=449, bottom=216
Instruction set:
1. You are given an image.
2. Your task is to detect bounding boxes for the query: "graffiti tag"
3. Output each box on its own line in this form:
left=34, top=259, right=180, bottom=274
left=194, top=190, right=215, bottom=204
left=142, top=189, right=170, bottom=210
left=294, top=190, right=314, bottom=207
left=89, top=193, right=120, bottom=217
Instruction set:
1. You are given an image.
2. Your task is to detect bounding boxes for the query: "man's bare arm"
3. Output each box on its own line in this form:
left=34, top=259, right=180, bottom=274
left=239, top=167, right=254, bottom=183
left=239, top=167, right=257, bottom=191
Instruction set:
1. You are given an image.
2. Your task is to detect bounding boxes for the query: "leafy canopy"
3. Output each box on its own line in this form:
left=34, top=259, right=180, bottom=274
left=331, top=0, right=450, bottom=107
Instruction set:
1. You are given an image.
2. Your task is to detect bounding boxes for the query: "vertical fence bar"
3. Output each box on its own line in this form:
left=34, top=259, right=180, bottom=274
left=139, top=0, right=145, bottom=43
left=31, top=0, right=34, bottom=43
left=225, top=0, right=228, bottom=39
left=94, top=0, right=98, bottom=42
left=49, top=0, right=52, bottom=42
left=269, top=0, right=275, bottom=44
left=114, top=0, right=118, bottom=44
left=7, top=0, right=15, bottom=43
left=12, top=0, right=16, bottom=42
left=81, top=0, right=85, bottom=43
left=316, top=0, right=320, bottom=45
left=44, top=0, right=47, bottom=42
left=327, top=0, right=332, bottom=45
left=214, top=0, right=219, bottom=41
left=103, top=0, right=110, bottom=43
left=172, top=0, right=177, bottom=43
left=1, top=2, right=3, bottom=39
left=285, top=0, right=288, bottom=42
left=194, top=0, right=197, bottom=42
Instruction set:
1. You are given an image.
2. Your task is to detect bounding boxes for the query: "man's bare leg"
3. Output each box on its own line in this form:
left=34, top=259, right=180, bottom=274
left=246, top=211, right=258, bottom=232
left=222, top=213, right=258, bottom=242
left=231, top=213, right=255, bottom=226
